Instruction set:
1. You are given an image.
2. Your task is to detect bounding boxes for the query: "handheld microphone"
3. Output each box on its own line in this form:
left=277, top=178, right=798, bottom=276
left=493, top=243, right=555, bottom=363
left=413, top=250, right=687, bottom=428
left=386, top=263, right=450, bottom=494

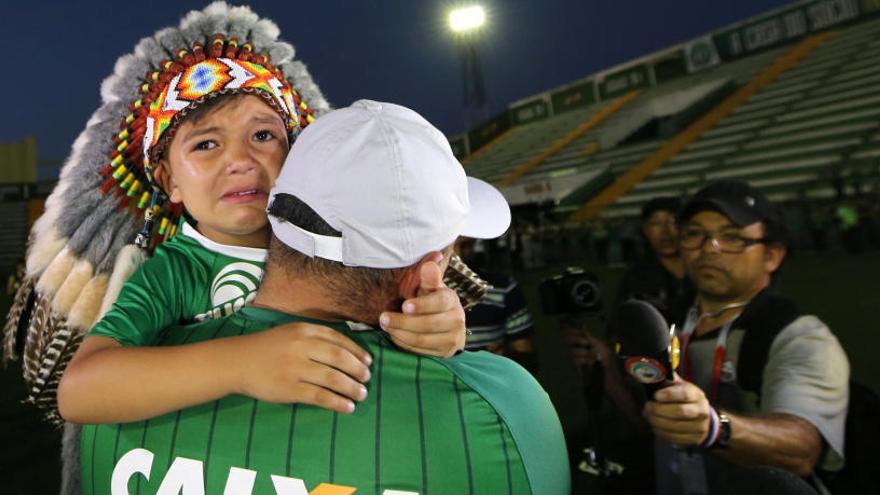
left=609, top=300, right=679, bottom=394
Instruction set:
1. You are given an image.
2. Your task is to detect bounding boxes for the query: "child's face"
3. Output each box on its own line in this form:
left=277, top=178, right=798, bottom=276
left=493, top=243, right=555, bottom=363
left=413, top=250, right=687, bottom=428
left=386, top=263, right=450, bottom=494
left=157, top=95, right=288, bottom=245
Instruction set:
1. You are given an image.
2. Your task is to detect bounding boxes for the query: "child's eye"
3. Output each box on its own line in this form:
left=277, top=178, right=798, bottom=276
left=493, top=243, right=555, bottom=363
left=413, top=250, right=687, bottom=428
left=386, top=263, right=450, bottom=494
left=254, top=130, right=277, bottom=142
left=193, top=140, right=217, bottom=151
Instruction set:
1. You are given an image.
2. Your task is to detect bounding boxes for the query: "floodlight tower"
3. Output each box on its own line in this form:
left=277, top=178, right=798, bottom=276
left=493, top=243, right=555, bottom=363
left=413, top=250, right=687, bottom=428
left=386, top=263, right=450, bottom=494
left=450, top=5, right=488, bottom=130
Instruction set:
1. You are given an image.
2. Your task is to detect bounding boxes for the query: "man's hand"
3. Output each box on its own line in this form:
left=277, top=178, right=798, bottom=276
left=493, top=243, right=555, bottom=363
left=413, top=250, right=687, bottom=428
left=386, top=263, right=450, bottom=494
left=379, top=254, right=466, bottom=358
left=234, top=323, right=373, bottom=414
left=643, top=374, right=712, bottom=446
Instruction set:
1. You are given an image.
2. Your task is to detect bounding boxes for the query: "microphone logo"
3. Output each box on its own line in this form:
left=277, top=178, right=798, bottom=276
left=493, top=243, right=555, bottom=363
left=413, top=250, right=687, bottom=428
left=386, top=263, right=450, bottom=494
left=624, top=357, right=668, bottom=384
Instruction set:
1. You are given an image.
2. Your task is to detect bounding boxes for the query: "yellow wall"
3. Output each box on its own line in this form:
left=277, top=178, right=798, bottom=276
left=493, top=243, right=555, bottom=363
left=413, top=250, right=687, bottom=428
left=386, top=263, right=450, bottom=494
left=0, top=137, right=38, bottom=184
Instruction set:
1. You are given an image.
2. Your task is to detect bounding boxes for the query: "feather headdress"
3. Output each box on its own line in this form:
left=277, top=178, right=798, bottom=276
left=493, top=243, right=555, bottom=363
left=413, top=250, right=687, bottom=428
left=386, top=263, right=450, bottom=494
left=1, top=2, right=331, bottom=424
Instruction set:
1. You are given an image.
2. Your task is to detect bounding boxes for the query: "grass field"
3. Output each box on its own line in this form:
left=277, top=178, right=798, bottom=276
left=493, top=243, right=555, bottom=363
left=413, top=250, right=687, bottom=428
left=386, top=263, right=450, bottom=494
left=1, top=251, right=877, bottom=492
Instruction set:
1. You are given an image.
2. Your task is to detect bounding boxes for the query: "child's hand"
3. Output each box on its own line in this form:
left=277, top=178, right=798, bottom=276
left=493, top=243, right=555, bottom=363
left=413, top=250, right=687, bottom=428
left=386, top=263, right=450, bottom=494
left=235, top=322, right=373, bottom=414
left=379, top=256, right=467, bottom=358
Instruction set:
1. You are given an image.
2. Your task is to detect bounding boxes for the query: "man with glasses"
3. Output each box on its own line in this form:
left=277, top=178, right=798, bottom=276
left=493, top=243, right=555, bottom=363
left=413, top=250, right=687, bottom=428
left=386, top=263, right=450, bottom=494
left=644, top=180, right=849, bottom=494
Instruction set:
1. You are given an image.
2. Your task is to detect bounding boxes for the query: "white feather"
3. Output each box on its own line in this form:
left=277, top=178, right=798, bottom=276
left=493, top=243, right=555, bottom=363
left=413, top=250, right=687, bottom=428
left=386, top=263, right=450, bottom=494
left=26, top=228, right=66, bottom=277
left=35, top=247, right=77, bottom=296
left=52, top=260, right=94, bottom=315
left=68, top=274, right=110, bottom=329
left=98, top=245, right=147, bottom=319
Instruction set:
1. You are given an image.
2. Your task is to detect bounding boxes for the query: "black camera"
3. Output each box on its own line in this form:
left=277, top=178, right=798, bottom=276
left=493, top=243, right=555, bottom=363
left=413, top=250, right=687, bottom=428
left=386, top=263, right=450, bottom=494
left=539, top=267, right=602, bottom=314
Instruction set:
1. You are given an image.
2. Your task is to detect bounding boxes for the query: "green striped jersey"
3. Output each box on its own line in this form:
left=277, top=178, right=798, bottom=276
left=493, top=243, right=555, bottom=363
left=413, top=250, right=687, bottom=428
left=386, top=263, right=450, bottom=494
left=89, top=221, right=266, bottom=346
left=80, top=307, right=570, bottom=495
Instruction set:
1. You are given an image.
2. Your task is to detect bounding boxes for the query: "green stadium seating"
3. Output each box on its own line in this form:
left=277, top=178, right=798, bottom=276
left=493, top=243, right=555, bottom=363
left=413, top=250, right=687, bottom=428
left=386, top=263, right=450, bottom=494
left=603, top=17, right=880, bottom=218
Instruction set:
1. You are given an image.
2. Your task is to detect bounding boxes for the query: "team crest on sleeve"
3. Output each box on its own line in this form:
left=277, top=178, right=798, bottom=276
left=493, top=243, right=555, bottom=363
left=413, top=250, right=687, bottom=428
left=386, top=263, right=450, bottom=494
left=195, top=262, right=264, bottom=321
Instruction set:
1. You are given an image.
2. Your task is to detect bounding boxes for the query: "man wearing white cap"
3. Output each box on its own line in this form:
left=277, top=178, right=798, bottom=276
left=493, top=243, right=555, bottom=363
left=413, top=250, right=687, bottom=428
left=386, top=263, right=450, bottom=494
left=79, top=100, right=570, bottom=494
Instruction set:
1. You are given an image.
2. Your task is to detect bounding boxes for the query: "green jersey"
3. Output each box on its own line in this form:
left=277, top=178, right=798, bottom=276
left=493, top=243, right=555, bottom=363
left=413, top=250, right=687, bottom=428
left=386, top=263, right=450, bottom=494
left=89, top=222, right=266, bottom=346
left=80, top=307, right=570, bottom=495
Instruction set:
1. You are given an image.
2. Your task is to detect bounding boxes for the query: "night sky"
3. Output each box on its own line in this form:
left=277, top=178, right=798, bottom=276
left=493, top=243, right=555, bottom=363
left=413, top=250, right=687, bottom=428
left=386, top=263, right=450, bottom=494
left=1, top=0, right=789, bottom=175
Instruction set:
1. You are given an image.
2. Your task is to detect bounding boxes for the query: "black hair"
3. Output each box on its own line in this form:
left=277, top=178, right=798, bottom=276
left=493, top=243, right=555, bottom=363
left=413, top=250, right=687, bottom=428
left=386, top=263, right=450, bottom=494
left=181, top=92, right=251, bottom=126
left=641, top=197, right=681, bottom=222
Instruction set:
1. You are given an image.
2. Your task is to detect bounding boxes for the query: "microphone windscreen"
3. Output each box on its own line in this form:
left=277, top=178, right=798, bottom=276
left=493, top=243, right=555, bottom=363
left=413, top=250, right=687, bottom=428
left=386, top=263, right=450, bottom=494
left=609, top=299, right=670, bottom=357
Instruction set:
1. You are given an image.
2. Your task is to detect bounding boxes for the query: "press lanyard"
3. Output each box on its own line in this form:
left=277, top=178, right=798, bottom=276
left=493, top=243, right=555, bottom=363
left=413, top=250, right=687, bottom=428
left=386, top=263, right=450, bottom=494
left=679, top=305, right=743, bottom=401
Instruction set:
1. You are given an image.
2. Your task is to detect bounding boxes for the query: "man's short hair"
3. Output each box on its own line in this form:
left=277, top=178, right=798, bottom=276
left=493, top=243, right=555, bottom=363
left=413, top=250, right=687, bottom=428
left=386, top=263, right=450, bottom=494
left=266, top=193, right=403, bottom=296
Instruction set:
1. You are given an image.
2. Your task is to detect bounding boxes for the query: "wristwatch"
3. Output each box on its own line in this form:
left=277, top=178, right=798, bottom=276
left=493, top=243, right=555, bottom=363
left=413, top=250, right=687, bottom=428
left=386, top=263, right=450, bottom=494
left=715, top=411, right=732, bottom=448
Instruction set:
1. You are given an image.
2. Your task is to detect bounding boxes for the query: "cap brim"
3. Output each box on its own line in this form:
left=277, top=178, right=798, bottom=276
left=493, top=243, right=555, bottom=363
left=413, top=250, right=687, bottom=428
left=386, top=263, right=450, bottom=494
left=680, top=198, right=760, bottom=227
left=461, top=177, right=511, bottom=239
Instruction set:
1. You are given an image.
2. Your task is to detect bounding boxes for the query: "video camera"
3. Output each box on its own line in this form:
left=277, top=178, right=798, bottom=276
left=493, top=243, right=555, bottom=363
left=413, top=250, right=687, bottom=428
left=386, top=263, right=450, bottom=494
left=541, top=268, right=631, bottom=483
left=539, top=267, right=602, bottom=314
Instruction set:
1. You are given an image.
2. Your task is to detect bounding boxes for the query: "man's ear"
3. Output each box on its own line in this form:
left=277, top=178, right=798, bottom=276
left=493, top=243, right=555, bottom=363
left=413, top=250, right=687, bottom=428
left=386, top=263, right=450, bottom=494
left=397, top=251, right=444, bottom=301
left=152, top=161, right=182, bottom=204
left=764, top=243, right=787, bottom=273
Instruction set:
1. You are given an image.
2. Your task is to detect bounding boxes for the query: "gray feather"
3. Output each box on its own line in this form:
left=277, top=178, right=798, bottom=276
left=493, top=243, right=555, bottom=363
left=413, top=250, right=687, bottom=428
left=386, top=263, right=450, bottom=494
left=103, top=54, right=152, bottom=105
left=80, top=200, right=137, bottom=270
left=96, top=217, right=139, bottom=274
left=267, top=42, right=294, bottom=65
left=249, top=18, right=281, bottom=51
left=283, top=60, right=332, bottom=114
left=55, top=193, right=106, bottom=243
left=154, top=27, right=189, bottom=59
left=133, top=34, right=171, bottom=68
left=179, top=5, right=220, bottom=44
left=198, top=2, right=232, bottom=39
left=66, top=199, right=122, bottom=258
left=226, top=5, right=260, bottom=42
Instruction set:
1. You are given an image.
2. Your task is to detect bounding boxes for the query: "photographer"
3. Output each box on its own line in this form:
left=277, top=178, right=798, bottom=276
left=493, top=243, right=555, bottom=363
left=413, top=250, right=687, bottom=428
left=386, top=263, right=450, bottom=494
left=647, top=180, right=849, bottom=495
left=616, top=197, right=693, bottom=321
left=546, top=269, right=656, bottom=493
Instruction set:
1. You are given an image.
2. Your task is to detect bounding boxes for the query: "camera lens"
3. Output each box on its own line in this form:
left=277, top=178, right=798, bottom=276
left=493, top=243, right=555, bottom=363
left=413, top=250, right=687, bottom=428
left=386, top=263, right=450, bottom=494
left=568, top=278, right=600, bottom=310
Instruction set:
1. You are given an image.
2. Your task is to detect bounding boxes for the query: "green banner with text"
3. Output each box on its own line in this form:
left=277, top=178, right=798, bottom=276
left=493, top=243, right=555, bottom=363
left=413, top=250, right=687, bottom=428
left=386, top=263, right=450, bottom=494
left=467, top=111, right=512, bottom=152
left=713, top=0, right=862, bottom=60
left=600, top=64, right=650, bottom=99
left=550, top=81, right=596, bottom=114
left=511, top=98, right=550, bottom=125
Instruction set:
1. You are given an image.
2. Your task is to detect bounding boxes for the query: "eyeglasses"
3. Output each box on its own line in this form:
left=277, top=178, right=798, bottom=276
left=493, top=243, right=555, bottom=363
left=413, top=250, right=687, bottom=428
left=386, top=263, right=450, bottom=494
left=679, top=227, right=766, bottom=253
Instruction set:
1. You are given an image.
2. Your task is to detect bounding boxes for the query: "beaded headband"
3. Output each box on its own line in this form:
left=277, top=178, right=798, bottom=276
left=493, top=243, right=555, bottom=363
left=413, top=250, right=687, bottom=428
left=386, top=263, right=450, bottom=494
left=98, top=34, right=317, bottom=251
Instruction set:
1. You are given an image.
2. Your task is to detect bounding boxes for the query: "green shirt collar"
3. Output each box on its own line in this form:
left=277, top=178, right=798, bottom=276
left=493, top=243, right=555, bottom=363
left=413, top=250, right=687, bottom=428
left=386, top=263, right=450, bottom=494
left=236, top=305, right=355, bottom=333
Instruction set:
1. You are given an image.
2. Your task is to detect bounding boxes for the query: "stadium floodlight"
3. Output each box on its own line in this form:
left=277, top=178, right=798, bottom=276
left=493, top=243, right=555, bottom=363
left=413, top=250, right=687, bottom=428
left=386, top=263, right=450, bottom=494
left=448, top=5, right=488, bottom=129
left=449, top=5, right=486, bottom=33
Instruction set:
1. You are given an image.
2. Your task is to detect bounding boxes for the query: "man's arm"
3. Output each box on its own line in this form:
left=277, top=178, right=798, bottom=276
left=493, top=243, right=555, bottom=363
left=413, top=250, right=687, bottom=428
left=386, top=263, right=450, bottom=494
left=644, top=378, right=822, bottom=477
left=58, top=324, right=373, bottom=424
left=715, top=410, right=821, bottom=477
left=568, top=328, right=648, bottom=428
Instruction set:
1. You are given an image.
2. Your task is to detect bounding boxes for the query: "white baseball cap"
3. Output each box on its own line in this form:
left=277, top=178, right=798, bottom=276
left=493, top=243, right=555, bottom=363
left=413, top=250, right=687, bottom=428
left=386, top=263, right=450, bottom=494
left=267, top=99, right=511, bottom=269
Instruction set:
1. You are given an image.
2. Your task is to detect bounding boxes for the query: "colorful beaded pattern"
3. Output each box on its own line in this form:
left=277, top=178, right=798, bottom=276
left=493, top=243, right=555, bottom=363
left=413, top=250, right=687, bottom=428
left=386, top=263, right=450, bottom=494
left=96, top=34, right=317, bottom=251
